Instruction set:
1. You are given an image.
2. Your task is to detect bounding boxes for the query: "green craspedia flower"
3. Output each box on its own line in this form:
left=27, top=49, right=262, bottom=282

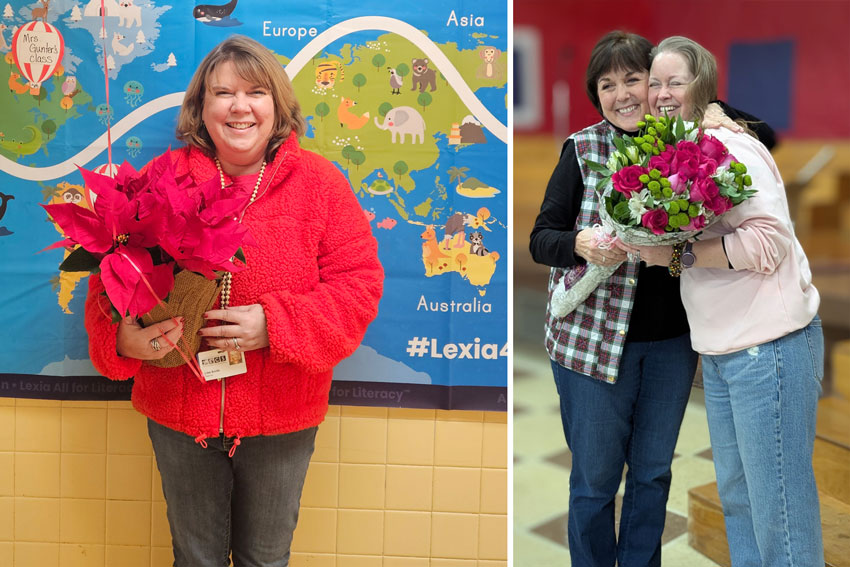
left=645, top=114, right=656, bottom=123
left=636, top=121, right=646, bottom=129
left=743, top=175, right=752, bottom=186
left=641, top=143, right=653, bottom=153
left=639, top=174, right=651, bottom=184
left=657, top=140, right=666, bottom=151
left=677, top=212, right=690, bottom=226
left=649, top=169, right=661, bottom=180
left=644, top=134, right=656, bottom=144
left=666, top=224, right=675, bottom=232
left=668, top=202, right=680, bottom=215
left=652, top=188, right=663, bottom=199
left=634, top=136, right=645, bottom=144
left=734, top=162, right=747, bottom=174
left=669, top=215, right=681, bottom=228
left=647, top=127, right=657, bottom=136
left=662, top=187, right=673, bottom=198
left=661, top=178, right=671, bottom=187
left=735, top=175, right=743, bottom=186
left=678, top=199, right=689, bottom=210
left=648, top=180, right=661, bottom=191
left=652, top=148, right=660, bottom=156
left=688, top=204, right=700, bottom=217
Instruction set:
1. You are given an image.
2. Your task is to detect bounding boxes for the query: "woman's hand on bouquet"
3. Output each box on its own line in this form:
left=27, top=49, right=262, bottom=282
left=200, top=304, right=270, bottom=353
left=629, top=244, right=674, bottom=267
left=116, top=316, right=185, bottom=360
left=702, top=103, right=744, bottom=133
left=575, top=227, right=627, bottom=267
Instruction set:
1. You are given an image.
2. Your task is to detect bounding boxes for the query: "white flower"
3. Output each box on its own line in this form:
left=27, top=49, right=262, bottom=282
left=625, top=146, right=640, bottom=164
left=606, top=151, right=626, bottom=171
left=628, top=189, right=651, bottom=222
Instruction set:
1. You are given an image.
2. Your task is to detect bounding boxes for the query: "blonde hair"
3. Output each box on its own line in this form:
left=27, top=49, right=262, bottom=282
left=652, top=36, right=717, bottom=123
left=176, top=35, right=306, bottom=161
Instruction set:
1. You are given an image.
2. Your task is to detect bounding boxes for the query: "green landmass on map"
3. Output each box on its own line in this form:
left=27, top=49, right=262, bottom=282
left=287, top=32, right=506, bottom=223
left=0, top=58, right=93, bottom=160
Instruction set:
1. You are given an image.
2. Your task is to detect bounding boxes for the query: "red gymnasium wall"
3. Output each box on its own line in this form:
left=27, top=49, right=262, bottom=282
left=514, top=0, right=850, bottom=138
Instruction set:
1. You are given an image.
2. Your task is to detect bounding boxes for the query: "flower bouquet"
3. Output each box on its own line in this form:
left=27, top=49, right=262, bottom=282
left=551, top=114, right=757, bottom=317
left=42, top=151, right=256, bottom=375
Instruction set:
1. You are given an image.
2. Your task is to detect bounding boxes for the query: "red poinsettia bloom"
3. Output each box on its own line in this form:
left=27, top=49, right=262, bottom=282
left=99, top=245, right=175, bottom=317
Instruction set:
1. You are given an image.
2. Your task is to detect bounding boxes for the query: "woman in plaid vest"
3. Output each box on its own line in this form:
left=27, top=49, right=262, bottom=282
left=529, top=31, right=773, bottom=567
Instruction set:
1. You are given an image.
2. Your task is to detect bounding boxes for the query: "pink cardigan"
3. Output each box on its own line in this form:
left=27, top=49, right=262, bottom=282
left=84, top=133, right=384, bottom=439
left=681, top=128, right=819, bottom=355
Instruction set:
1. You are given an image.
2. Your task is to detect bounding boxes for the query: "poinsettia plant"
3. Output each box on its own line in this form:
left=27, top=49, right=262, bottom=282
left=42, top=150, right=254, bottom=320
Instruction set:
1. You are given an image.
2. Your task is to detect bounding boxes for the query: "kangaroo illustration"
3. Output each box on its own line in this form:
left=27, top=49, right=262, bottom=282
left=337, top=97, right=370, bottom=130
left=421, top=225, right=450, bottom=275
left=8, top=72, right=29, bottom=95
left=112, top=32, right=134, bottom=57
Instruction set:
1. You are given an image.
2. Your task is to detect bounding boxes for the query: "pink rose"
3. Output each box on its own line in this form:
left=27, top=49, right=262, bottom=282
left=611, top=165, right=648, bottom=197
left=641, top=209, right=669, bottom=235
left=649, top=154, right=672, bottom=177
left=719, top=153, right=736, bottom=169
left=689, top=177, right=720, bottom=202
left=696, top=158, right=718, bottom=179
left=667, top=173, right=687, bottom=194
left=682, top=215, right=707, bottom=231
left=698, top=134, right=728, bottom=162
left=674, top=141, right=702, bottom=178
left=705, top=194, right=733, bottom=215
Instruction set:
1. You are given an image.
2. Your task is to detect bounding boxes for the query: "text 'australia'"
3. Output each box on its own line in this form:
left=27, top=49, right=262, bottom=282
left=417, top=295, right=491, bottom=313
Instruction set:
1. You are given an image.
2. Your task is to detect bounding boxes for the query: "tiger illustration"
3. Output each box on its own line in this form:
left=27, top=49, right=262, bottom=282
left=315, top=61, right=344, bottom=89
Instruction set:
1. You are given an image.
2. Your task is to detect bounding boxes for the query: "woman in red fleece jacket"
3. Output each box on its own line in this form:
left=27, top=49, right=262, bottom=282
left=84, top=35, right=383, bottom=566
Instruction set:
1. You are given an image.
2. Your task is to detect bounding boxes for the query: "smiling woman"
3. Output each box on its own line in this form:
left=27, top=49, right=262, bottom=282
left=84, top=35, right=383, bottom=566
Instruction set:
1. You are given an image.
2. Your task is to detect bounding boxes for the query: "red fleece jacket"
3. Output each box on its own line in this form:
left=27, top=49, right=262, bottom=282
left=84, top=133, right=384, bottom=440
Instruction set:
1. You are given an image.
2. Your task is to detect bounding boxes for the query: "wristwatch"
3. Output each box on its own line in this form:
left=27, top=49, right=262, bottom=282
left=681, top=242, right=696, bottom=269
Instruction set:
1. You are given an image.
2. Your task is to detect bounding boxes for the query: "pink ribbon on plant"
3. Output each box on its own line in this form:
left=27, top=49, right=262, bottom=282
left=117, top=250, right=206, bottom=382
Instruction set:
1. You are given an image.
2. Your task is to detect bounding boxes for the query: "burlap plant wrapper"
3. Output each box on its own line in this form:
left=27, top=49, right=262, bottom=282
left=141, top=270, right=222, bottom=368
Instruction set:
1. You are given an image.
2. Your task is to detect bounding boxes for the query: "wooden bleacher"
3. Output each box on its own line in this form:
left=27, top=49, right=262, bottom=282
left=688, top=396, right=850, bottom=567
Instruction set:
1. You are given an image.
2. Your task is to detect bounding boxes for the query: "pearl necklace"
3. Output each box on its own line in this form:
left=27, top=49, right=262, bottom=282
left=215, top=157, right=266, bottom=309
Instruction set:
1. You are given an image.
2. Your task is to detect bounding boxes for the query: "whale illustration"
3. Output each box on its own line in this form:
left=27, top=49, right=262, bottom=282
left=0, top=193, right=13, bottom=222
left=193, top=0, right=238, bottom=22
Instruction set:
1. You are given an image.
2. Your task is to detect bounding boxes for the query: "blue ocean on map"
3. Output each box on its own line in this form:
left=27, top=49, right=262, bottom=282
left=0, top=0, right=507, bottom=392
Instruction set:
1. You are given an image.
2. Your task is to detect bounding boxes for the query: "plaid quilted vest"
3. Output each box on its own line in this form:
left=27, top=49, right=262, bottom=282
left=544, top=121, right=640, bottom=383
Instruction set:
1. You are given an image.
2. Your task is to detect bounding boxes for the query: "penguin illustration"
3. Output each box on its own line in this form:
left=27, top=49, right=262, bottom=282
left=193, top=0, right=238, bottom=22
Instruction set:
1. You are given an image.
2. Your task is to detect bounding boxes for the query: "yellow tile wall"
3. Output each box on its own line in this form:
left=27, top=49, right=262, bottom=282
left=0, top=398, right=507, bottom=566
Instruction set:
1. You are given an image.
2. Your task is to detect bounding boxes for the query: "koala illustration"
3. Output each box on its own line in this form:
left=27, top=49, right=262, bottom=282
left=410, top=58, right=437, bottom=93
left=469, top=231, right=490, bottom=256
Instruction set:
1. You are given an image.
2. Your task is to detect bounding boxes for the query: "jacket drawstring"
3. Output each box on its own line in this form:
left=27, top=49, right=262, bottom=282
left=194, top=434, right=208, bottom=449
left=228, top=436, right=242, bottom=458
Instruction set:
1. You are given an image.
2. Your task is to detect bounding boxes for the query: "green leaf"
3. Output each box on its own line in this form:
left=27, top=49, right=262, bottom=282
left=59, top=247, right=100, bottom=273
left=584, top=159, right=612, bottom=175
left=675, top=116, right=685, bottom=138
left=612, top=135, right=627, bottom=155
left=613, top=200, right=631, bottom=223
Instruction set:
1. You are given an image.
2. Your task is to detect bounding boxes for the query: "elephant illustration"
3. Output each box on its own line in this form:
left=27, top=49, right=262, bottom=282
left=374, top=106, right=426, bottom=144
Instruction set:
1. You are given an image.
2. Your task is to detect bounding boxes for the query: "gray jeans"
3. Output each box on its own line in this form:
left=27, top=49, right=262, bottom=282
left=148, top=419, right=317, bottom=567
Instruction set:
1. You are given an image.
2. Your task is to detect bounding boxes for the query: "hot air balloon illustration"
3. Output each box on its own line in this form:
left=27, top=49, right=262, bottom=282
left=11, top=20, right=64, bottom=96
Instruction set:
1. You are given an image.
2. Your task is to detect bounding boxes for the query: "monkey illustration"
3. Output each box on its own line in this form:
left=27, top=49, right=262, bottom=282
left=476, top=46, right=504, bottom=80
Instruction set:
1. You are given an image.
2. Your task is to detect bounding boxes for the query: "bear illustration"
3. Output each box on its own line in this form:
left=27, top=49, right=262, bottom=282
left=410, top=58, right=437, bottom=93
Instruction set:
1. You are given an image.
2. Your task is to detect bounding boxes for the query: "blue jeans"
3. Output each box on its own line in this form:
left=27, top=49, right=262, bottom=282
left=551, top=333, right=698, bottom=567
left=148, top=420, right=317, bottom=567
left=702, top=318, right=824, bottom=567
